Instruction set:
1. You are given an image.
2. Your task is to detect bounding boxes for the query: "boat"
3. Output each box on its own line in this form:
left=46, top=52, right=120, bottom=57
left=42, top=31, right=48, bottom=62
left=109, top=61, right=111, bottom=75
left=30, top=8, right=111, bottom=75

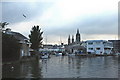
left=68, top=53, right=75, bottom=56
left=40, top=55, right=49, bottom=59
left=55, top=53, right=62, bottom=56
left=40, top=52, right=50, bottom=59
left=115, top=53, right=120, bottom=56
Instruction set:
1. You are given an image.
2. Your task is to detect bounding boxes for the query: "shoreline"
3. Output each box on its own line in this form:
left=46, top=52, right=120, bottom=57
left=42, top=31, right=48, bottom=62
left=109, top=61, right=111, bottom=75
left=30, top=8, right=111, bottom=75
left=75, top=54, right=118, bottom=56
left=2, top=54, right=118, bottom=65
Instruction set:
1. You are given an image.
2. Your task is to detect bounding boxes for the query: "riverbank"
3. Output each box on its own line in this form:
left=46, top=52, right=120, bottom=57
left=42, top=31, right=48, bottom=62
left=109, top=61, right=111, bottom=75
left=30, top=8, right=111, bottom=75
left=2, top=54, right=118, bottom=65
left=76, top=54, right=117, bottom=57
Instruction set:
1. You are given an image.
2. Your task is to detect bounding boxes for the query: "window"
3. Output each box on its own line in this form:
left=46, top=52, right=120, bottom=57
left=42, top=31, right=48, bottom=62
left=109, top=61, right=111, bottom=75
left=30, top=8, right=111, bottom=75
left=96, top=48, right=100, bottom=50
left=96, top=42, right=101, bottom=44
left=88, top=42, right=93, bottom=45
left=88, top=48, right=93, bottom=50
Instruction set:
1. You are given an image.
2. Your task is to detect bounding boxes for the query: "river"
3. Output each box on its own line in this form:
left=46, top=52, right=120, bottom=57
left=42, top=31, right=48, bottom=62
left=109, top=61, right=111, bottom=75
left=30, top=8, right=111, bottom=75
left=2, top=55, right=119, bottom=78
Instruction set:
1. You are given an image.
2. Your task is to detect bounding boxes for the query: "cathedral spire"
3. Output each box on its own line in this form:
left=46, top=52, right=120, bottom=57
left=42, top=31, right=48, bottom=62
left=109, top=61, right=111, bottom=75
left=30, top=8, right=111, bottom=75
left=76, top=29, right=80, bottom=43
left=68, top=35, right=71, bottom=45
left=77, top=29, right=79, bottom=34
left=72, top=35, right=74, bottom=43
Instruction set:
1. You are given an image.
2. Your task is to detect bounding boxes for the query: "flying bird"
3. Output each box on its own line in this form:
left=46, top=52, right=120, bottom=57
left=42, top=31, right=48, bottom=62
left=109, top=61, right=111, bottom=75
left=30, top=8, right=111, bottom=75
left=23, top=14, right=26, bottom=18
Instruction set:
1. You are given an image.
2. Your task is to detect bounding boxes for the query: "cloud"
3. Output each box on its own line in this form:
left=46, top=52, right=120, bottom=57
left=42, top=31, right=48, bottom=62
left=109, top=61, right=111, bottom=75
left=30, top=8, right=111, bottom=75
left=2, top=0, right=119, bottom=44
left=2, top=2, right=53, bottom=23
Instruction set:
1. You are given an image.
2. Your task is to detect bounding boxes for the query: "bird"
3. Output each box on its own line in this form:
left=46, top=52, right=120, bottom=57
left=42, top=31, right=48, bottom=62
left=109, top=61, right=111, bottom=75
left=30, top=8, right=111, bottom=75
left=23, top=14, right=26, bottom=18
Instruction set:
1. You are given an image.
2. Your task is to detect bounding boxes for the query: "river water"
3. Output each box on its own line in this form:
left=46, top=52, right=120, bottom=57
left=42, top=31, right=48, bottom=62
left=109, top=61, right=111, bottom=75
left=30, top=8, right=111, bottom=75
left=2, top=55, right=119, bottom=78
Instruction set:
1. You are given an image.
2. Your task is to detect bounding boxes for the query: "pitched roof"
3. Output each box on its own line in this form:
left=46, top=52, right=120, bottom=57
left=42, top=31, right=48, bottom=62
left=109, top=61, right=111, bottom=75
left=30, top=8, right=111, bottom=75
left=11, top=32, right=28, bottom=41
left=5, top=30, right=28, bottom=41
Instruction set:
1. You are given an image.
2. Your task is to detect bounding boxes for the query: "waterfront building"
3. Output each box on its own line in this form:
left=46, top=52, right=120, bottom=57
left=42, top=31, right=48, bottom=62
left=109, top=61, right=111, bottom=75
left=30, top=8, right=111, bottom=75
left=85, top=40, right=113, bottom=54
left=67, top=29, right=81, bottom=45
left=76, top=29, right=81, bottom=43
left=39, top=44, right=65, bottom=52
left=68, top=35, right=71, bottom=45
left=72, top=35, right=74, bottom=43
left=108, top=40, right=120, bottom=53
left=65, top=29, right=86, bottom=54
left=5, top=28, right=31, bottom=58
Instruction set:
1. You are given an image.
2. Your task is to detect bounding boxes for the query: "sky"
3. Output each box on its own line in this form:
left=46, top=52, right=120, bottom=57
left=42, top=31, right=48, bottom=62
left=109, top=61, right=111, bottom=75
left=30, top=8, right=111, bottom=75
left=1, top=0, right=120, bottom=45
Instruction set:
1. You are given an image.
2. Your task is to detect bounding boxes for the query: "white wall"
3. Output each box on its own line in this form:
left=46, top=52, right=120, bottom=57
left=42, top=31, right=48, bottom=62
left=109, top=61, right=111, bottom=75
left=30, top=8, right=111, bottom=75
left=86, top=40, right=113, bottom=54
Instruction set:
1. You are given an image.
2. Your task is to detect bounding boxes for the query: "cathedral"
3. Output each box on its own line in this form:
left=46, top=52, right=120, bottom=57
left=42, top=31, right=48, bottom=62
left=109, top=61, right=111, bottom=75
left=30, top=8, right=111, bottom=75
left=65, top=29, right=86, bottom=54
left=68, top=29, right=81, bottom=45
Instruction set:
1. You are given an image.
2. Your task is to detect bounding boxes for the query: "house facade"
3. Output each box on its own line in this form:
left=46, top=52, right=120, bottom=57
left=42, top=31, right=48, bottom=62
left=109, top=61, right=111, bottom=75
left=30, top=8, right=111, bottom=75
left=5, top=28, right=31, bottom=59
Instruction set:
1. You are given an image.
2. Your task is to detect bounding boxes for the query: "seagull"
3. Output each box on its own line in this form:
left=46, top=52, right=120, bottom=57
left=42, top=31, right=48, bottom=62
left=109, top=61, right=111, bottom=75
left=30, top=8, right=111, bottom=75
left=23, top=14, right=26, bottom=18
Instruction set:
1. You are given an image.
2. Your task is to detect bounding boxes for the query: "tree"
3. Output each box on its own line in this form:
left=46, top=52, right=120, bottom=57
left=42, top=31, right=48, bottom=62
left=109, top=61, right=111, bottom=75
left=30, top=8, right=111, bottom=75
left=29, top=25, right=43, bottom=51
left=0, top=22, right=9, bottom=28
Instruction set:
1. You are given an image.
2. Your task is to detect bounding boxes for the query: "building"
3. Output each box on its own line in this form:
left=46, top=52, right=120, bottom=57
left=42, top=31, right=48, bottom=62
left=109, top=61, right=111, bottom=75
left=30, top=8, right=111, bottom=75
left=108, top=40, right=120, bottom=53
left=85, top=40, right=113, bottom=54
left=65, top=29, right=86, bottom=54
left=68, top=29, right=81, bottom=45
left=43, top=44, right=53, bottom=49
left=5, top=28, right=31, bottom=59
left=39, top=44, right=65, bottom=52
left=76, top=29, right=81, bottom=43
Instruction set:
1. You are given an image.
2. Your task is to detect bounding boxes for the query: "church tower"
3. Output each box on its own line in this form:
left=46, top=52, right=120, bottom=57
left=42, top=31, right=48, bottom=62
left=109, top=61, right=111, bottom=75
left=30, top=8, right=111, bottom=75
left=68, top=35, right=71, bottom=45
left=72, top=35, right=74, bottom=43
left=76, top=29, right=80, bottom=43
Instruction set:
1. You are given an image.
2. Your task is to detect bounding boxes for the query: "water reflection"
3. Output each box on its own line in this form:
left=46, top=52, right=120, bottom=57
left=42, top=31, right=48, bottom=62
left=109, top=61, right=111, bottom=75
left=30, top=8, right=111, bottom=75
left=2, top=55, right=118, bottom=78
left=41, top=56, right=118, bottom=78
left=2, top=60, right=42, bottom=78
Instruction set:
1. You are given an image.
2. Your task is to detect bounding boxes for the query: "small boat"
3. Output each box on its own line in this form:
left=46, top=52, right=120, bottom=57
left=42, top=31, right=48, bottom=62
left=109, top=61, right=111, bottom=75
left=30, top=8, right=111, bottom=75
left=40, top=55, right=49, bottom=59
left=55, top=53, right=62, bottom=56
left=40, top=52, right=50, bottom=59
left=68, top=53, right=75, bottom=56
left=115, top=53, right=120, bottom=56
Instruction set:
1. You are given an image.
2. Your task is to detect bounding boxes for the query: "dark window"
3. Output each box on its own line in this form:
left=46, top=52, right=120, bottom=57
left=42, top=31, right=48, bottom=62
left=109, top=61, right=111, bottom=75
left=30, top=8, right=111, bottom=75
left=88, top=42, right=93, bottom=45
left=96, top=48, right=100, bottom=50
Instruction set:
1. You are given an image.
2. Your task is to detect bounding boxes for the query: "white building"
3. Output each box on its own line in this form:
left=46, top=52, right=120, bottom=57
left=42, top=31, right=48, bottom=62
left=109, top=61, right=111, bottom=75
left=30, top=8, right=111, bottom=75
left=39, top=44, right=65, bottom=52
left=85, top=40, right=113, bottom=54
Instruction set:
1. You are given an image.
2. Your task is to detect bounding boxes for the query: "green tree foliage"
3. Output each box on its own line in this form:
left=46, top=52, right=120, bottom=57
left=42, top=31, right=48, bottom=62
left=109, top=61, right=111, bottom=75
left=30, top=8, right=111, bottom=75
left=2, top=33, right=20, bottom=62
left=29, top=25, right=43, bottom=51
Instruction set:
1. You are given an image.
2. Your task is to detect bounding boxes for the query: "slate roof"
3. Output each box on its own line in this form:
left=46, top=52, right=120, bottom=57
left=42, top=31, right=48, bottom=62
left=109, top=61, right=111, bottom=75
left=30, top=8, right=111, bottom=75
left=10, top=32, right=28, bottom=41
left=5, top=30, right=28, bottom=42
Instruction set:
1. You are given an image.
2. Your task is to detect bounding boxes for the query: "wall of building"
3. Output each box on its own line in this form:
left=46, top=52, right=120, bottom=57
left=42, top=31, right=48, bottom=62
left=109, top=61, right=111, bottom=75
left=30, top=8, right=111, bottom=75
left=86, top=40, right=113, bottom=54
left=108, top=40, right=120, bottom=53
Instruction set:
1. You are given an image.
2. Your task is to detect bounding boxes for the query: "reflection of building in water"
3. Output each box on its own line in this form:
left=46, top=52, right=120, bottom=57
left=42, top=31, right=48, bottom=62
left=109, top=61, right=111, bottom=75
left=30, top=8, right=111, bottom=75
left=65, top=29, right=86, bottom=54
left=20, top=61, right=42, bottom=78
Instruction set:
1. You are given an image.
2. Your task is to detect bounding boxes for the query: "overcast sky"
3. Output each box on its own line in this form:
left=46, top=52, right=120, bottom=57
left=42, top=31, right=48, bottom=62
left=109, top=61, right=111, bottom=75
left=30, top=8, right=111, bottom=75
left=1, top=0, right=119, bottom=44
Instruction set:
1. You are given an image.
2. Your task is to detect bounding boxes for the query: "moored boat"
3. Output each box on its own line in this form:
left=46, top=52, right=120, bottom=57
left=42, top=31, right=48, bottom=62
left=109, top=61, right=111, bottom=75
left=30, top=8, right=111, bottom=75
left=115, top=53, right=120, bottom=56
left=40, top=55, right=49, bottom=59
left=55, top=53, right=62, bottom=56
left=40, top=52, right=50, bottom=59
